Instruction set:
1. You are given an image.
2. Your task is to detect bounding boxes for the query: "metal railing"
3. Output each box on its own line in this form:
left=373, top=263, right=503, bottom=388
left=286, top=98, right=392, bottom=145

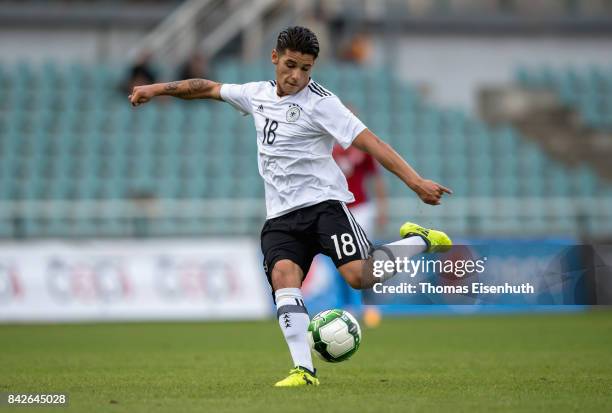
left=0, top=197, right=610, bottom=239
left=129, top=0, right=306, bottom=64
left=129, top=0, right=221, bottom=63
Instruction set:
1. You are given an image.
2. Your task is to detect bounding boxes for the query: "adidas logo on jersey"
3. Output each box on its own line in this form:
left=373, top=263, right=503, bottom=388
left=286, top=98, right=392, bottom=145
left=257, top=104, right=264, bottom=112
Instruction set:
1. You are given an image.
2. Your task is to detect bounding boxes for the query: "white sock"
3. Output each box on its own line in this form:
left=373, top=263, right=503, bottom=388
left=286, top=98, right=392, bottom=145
left=372, top=236, right=427, bottom=281
left=275, top=288, right=314, bottom=373
left=387, top=235, right=427, bottom=251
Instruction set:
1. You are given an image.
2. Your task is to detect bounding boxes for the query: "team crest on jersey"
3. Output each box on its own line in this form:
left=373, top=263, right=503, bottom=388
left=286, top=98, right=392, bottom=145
left=286, top=103, right=301, bottom=122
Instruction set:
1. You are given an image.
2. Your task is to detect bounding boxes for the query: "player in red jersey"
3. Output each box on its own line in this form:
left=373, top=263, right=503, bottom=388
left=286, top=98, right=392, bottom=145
left=332, top=144, right=387, bottom=237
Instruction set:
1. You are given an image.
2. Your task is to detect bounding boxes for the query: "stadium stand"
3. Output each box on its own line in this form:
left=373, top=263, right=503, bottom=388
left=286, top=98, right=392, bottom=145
left=1, top=60, right=611, bottom=238
left=516, top=65, right=612, bottom=131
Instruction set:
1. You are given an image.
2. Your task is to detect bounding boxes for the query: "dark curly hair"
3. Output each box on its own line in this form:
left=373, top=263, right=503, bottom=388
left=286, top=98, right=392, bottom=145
left=276, top=26, right=320, bottom=59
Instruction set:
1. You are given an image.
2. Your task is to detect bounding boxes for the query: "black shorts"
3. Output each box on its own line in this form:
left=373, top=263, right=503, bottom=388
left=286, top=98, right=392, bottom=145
left=261, top=200, right=372, bottom=285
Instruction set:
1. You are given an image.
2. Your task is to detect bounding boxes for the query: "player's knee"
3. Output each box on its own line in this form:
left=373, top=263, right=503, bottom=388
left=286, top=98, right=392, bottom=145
left=270, top=259, right=303, bottom=290
left=339, top=263, right=367, bottom=290
left=339, top=259, right=377, bottom=290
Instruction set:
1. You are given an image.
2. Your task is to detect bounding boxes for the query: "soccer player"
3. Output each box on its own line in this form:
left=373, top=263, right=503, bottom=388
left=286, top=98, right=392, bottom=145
left=129, top=26, right=452, bottom=387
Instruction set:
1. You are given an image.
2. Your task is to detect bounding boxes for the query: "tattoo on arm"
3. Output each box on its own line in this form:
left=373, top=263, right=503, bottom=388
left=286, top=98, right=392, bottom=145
left=164, top=81, right=181, bottom=91
left=163, top=79, right=209, bottom=98
left=188, top=79, right=205, bottom=92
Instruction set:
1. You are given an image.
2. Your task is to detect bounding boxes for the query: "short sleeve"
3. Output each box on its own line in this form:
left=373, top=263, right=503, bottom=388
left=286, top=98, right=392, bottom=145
left=220, top=83, right=255, bottom=116
left=312, top=97, right=367, bottom=149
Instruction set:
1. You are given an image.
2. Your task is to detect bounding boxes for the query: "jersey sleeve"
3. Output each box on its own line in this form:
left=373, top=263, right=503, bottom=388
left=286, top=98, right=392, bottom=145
left=312, top=97, right=367, bottom=149
left=220, top=83, right=256, bottom=116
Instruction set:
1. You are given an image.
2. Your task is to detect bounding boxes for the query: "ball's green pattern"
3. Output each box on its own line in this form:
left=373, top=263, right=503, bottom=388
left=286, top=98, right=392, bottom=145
left=308, top=309, right=361, bottom=362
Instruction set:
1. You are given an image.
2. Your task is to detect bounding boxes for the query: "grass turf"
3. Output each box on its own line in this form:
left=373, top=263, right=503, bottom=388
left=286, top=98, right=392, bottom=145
left=1, top=311, right=611, bottom=412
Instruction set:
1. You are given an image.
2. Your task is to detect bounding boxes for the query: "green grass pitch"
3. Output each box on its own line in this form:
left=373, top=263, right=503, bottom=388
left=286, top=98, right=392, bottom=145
left=1, top=311, right=611, bottom=412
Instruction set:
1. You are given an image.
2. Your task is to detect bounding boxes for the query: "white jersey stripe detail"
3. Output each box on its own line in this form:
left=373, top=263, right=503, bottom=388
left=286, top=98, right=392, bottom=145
left=340, top=202, right=368, bottom=259
left=352, top=216, right=371, bottom=258
left=345, top=213, right=366, bottom=259
left=348, top=206, right=371, bottom=251
left=343, top=202, right=371, bottom=257
left=339, top=202, right=365, bottom=258
left=349, top=207, right=370, bottom=259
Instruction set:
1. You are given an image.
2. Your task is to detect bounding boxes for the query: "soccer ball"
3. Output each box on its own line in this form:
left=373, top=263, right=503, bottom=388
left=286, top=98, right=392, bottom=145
left=307, top=309, right=361, bottom=362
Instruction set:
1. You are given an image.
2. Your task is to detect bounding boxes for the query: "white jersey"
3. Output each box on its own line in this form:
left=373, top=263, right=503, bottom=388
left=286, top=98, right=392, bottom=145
left=220, top=79, right=367, bottom=219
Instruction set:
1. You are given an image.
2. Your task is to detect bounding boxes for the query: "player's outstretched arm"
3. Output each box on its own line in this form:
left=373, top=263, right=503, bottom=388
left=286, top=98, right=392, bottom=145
left=352, top=129, right=452, bottom=205
left=129, top=79, right=222, bottom=107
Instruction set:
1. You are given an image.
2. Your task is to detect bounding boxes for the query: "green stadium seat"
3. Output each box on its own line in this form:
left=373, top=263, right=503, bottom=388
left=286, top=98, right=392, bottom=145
left=518, top=65, right=612, bottom=130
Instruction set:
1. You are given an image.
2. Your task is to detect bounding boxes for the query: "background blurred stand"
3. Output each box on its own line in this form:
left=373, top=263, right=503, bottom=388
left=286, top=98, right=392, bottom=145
left=178, top=51, right=210, bottom=80
left=122, top=50, right=158, bottom=95
left=130, top=190, right=158, bottom=238
left=338, top=32, right=372, bottom=65
left=479, top=86, right=612, bottom=182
